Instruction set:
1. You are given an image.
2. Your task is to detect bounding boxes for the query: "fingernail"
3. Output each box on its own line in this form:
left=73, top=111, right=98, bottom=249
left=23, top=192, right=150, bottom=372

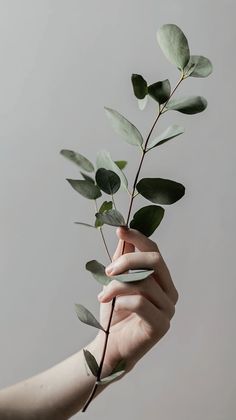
left=105, top=263, right=115, bottom=275
left=98, top=290, right=104, bottom=300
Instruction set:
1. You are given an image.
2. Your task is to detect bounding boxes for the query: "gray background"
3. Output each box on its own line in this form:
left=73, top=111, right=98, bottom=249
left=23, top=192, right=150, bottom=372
left=0, top=1, right=235, bottom=419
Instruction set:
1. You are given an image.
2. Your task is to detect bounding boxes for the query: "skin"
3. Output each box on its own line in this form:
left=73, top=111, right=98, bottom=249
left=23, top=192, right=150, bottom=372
left=0, top=227, right=178, bottom=419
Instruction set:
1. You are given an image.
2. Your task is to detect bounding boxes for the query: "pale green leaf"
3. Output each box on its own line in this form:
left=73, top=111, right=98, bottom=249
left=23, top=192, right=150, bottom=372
left=66, top=179, right=102, bottom=199
left=83, top=349, right=99, bottom=377
left=75, top=304, right=105, bottom=331
left=104, top=107, right=143, bottom=147
left=148, top=124, right=184, bottom=149
left=166, top=96, right=207, bottom=114
left=80, top=172, right=95, bottom=184
left=114, top=160, right=127, bottom=170
left=60, top=149, right=94, bottom=172
left=112, top=269, right=154, bottom=283
left=86, top=260, right=111, bottom=286
left=157, top=24, right=190, bottom=70
left=184, top=55, right=213, bottom=78
left=95, top=209, right=126, bottom=227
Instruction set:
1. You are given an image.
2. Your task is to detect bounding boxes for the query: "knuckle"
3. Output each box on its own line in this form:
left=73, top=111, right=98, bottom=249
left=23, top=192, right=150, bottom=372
left=135, top=294, right=146, bottom=310
left=150, top=251, right=161, bottom=266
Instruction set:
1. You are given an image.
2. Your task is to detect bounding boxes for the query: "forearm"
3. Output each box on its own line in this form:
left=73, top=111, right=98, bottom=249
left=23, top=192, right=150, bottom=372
left=0, top=338, right=112, bottom=419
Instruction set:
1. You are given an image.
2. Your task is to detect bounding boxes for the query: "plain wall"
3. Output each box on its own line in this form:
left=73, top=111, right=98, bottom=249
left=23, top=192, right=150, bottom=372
left=0, top=1, right=235, bottom=419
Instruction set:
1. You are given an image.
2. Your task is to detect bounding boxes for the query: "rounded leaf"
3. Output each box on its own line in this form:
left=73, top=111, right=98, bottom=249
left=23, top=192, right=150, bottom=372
left=86, top=260, right=111, bottom=286
left=104, top=107, right=143, bottom=147
left=95, top=168, right=121, bottom=195
left=95, top=209, right=126, bottom=227
left=60, top=149, right=94, bottom=172
left=131, top=74, right=148, bottom=99
left=96, top=150, right=128, bottom=192
left=148, top=79, right=171, bottom=104
left=75, top=304, right=105, bottom=331
left=166, top=96, right=207, bottom=114
left=83, top=349, right=99, bottom=377
left=157, top=24, right=190, bottom=70
left=136, top=178, right=185, bottom=205
left=66, top=179, right=102, bottom=199
left=184, top=55, right=213, bottom=78
left=130, top=205, right=165, bottom=237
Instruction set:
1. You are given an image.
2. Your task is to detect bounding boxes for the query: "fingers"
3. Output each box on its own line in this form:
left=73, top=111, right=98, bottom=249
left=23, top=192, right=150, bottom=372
left=98, top=277, right=175, bottom=319
left=112, top=238, right=134, bottom=262
left=117, top=227, right=159, bottom=252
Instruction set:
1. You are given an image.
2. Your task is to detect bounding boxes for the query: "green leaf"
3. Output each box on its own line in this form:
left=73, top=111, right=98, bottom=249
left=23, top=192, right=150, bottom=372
left=95, top=168, right=121, bottom=195
left=99, top=201, right=113, bottom=213
left=60, top=149, right=94, bottom=172
left=130, top=205, right=165, bottom=237
left=66, top=179, right=102, bottom=199
left=96, top=150, right=128, bottom=192
left=157, top=24, right=190, bottom=70
left=80, top=172, right=95, bottom=184
left=136, top=178, right=185, bottom=205
left=95, top=209, right=126, bottom=227
left=184, top=55, right=213, bottom=78
left=114, top=160, right=127, bottom=170
left=75, top=304, right=105, bottom=331
left=131, top=74, right=148, bottom=99
left=148, top=124, right=184, bottom=150
left=83, top=349, right=99, bottom=377
left=98, top=360, right=126, bottom=384
left=74, top=222, right=96, bottom=229
left=86, top=260, right=111, bottom=286
left=112, top=269, right=154, bottom=283
left=148, top=79, right=171, bottom=104
left=166, top=96, right=207, bottom=114
left=104, top=107, right=143, bottom=147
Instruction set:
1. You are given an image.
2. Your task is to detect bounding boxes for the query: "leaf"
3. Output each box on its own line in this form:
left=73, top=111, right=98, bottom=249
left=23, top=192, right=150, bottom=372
left=75, top=304, right=105, bottom=331
left=95, top=209, right=126, bottom=227
left=98, top=201, right=113, bottom=213
left=130, top=205, right=165, bottom=237
left=83, top=349, right=99, bottom=377
left=74, top=222, right=96, bottom=229
left=138, top=95, right=148, bottom=111
left=148, top=79, right=171, bottom=104
left=157, top=24, right=190, bottom=70
left=131, top=74, right=148, bottom=99
left=114, top=160, right=127, bottom=170
left=136, top=178, right=185, bottom=205
left=148, top=124, right=184, bottom=149
left=104, top=107, right=143, bottom=147
left=96, top=150, right=128, bottom=192
left=166, top=96, right=207, bottom=114
left=95, top=168, right=121, bottom=195
left=80, top=172, right=95, bottom=184
left=86, top=260, right=111, bottom=286
left=112, top=269, right=154, bottom=283
left=60, top=149, right=94, bottom=172
left=66, top=179, right=102, bottom=200
left=184, top=55, right=213, bottom=78
left=98, top=360, right=126, bottom=384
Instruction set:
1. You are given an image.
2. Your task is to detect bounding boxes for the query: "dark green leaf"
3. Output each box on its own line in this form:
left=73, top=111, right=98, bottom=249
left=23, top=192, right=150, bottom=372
left=99, top=201, right=113, bottom=213
left=184, top=55, right=213, bottom=78
left=95, top=168, right=121, bottom=195
left=74, top=222, right=96, bottom=229
left=157, top=24, right=190, bottom=70
left=131, top=74, right=148, bottom=99
left=136, top=178, right=185, bottom=205
left=75, top=304, right=105, bottom=331
left=130, top=205, right=165, bottom=237
left=166, top=96, right=207, bottom=114
left=60, top=149, right=94, bottom=172
left=96, top=150, right=128, bottom=192
left=112, top=269, right=154, bottom=283
left=95, top=209, right=126, bottom=227
left=66, top=179, right=102, bottom=199
left=148, top=79, right=171, bottom=104
left=104, top=107, right=143, bottom=147
left=148, top=124, right=184, bottom=149
left=80, top=172, right=95, bottom=184
left=83, top=349, right=99, bottom=377
left=114, top=160, right=127, bottom=170
left=86, top=260, right=111, bottom=286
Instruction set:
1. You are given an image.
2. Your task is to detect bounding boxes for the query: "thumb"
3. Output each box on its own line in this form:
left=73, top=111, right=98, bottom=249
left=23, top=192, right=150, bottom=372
left=112, top=229, right=135, bottom=261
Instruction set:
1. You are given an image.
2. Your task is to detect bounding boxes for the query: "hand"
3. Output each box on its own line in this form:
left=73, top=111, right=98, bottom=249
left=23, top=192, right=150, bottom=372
left=92, top=227, right=179, bottom=376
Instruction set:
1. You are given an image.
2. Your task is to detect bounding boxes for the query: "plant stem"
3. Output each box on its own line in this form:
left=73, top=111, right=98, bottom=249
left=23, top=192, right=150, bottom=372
left=82, top=74, right=184, bottom=412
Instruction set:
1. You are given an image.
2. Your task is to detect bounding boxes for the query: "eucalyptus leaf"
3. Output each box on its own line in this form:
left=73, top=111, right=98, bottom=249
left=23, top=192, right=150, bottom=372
left=148, top=79, right=171, bottom=104
left=98, top=201, right=113, bottom=213
left=66, top=179, right=102, bottom=199
left=75, top=304, right=105, bottom=331
left=98, top=368, right=125, bottom=384
left=136, top=178, right=185, bottom=205
left=114, top=160, right=127, bottom=170
left=130, top=205, right=165, bottom=237
left=95, top=209, right=126, bottom=227
left=148, top=124, right=184, bottom=149
left=138, top=95, right=148, bottom=111
left=80, top=172, right=95, bottom=184
left=83, top=349, right=99, bottom=377
left=131, top=74, right=148, bottom=99
left=184, top=55, right=213, bottom=78
left=86, top=260, right=111, bottom=286
left=157, top=24, right=190, bottom=70
left=60, top=149, right=94, bottom=172
left=104, top=107, right=143, bottom=147
left=112, top=269, right=154, bottom=283
left=95, top=168, right=121, bottom=195
left=96, top=150, right=128, bottom=192
left=166, top=96, right=207, bottom=114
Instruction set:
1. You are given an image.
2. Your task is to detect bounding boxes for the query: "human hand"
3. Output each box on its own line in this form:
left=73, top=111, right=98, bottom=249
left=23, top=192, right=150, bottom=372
left=91, top=227, right=179, bottom=376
